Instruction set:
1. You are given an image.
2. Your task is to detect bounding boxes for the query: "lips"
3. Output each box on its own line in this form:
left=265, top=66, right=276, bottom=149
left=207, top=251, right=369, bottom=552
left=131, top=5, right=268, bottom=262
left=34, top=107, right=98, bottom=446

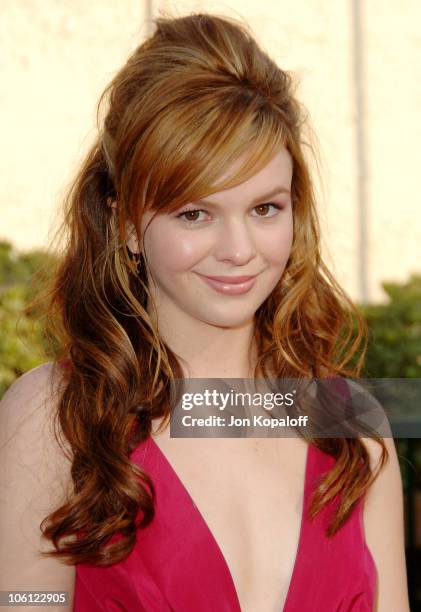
left=199, top=274, right=257, bottom=284
left=196, top=272, right=258, bottom=295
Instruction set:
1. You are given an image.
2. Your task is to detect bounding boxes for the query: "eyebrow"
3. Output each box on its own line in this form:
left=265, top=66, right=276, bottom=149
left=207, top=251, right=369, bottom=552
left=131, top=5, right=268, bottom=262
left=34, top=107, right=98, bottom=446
left=194, top=186, right=291, bottom=208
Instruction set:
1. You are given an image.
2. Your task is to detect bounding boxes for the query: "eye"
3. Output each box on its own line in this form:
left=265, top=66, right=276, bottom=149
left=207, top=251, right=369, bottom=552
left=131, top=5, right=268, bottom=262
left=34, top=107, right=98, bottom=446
left=175, top=202, right=285, bottom=225
left=252, top=203, right=283, bottom=217
left=176, top=208, right=208, bottom=224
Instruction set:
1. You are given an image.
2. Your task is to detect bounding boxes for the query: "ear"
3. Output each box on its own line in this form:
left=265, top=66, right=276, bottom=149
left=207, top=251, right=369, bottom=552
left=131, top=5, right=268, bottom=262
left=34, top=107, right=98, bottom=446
left=107, top=199, right=141, bottom=254
left=126, top=220, right=140, bottom=254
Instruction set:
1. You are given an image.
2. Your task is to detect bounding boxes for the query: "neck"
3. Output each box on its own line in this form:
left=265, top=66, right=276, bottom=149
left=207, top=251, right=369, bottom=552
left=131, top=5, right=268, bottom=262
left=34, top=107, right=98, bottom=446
left=149, top=305, right=258, bottom=379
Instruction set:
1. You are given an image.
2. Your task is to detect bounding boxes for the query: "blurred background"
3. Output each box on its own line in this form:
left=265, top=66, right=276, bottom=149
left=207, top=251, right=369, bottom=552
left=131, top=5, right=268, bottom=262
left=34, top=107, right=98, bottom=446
left=0, top=0, right=420, bottom=608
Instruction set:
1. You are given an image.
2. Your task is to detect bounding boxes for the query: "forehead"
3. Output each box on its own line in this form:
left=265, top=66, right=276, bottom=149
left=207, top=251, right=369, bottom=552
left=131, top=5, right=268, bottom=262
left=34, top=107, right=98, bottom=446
left=140, top=146, right=293, bottom=229
left=208, top=146, right=293, bottom=200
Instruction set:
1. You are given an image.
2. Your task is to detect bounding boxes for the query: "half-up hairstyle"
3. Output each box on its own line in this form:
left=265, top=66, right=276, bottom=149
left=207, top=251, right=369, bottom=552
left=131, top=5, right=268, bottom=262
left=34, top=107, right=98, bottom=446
left=36, top=12, right=387, bottom=566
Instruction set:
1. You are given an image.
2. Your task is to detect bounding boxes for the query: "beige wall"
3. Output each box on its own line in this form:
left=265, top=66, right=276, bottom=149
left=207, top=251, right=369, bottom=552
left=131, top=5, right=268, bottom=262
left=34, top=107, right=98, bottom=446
left=1, top=1, right=419, bottom=303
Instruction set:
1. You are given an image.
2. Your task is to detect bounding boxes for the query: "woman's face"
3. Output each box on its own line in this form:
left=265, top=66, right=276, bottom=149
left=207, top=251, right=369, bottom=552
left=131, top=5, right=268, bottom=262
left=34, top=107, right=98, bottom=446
left=138, top=146, right=294, bottom=330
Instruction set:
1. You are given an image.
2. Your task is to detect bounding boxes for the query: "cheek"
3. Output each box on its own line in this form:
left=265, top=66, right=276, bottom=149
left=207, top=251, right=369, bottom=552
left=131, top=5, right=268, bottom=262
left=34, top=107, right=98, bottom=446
left=144, top=225, right=209, bottom=275
left=260, top=221, right=294, bottom=266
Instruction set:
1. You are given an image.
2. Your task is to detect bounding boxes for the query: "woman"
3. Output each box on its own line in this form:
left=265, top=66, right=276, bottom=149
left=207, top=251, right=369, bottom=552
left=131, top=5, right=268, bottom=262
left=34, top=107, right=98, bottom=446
left=0, top=12, right=409, bottom=612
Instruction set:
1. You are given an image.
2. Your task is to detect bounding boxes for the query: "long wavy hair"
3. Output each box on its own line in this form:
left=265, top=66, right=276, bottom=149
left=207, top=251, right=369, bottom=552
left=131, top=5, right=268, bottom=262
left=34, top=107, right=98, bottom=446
left=37, top=12, right=387, bottom=566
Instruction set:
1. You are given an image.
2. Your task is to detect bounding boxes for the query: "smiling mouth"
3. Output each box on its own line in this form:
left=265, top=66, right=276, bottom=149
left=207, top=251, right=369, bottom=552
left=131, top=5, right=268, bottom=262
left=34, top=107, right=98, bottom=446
left=199, top=274, right=257, bottom=284
left=195, top=272, right=258, bottom=295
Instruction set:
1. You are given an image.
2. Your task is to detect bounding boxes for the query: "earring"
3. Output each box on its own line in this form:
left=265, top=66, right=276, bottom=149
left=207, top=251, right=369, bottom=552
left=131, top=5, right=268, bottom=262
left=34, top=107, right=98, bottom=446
left=128, top=250, right=142, bottom=275
left=281, top=273, right=292, bottom=295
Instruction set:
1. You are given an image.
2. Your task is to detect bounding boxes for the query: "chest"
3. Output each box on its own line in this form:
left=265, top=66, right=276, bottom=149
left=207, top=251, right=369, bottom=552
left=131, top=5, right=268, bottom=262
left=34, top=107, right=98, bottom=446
left=150, top=434, right=308, bottom=612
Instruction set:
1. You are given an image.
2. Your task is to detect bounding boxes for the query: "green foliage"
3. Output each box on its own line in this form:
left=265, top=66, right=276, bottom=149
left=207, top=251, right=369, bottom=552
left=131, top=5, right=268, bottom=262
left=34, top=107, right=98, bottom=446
left=357, top=275, right=421, bottom=487
left=359, top=274, right=421, bottom=378
left=0, top=240, right=56, bottom=397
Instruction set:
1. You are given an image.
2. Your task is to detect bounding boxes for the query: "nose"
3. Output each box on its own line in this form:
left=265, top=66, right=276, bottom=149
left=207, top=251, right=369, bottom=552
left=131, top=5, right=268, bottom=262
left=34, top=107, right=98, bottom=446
left=213, top=218, right=258, bottom=266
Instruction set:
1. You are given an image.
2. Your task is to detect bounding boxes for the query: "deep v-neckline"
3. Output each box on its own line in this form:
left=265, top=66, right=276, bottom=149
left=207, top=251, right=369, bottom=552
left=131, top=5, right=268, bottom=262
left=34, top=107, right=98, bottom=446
left=147, top=435, right=312, bottom=611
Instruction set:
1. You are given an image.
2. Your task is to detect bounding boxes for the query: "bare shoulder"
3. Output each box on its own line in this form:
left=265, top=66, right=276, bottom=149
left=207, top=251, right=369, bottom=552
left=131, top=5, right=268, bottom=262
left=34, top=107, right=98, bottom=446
left=0, top=362, right=75, bottom=609
left=1, top=361, right=65, bottom=431
left=0, top=360, right=73, bottom=467
left=0, top=361, right=72, bottom=480
left=359, top=433, right=410, bottom=611
left=342, top=380, right=409, bottom=609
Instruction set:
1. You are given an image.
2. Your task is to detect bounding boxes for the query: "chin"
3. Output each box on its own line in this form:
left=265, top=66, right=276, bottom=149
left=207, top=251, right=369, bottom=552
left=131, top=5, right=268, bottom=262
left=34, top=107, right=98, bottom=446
left=197, top=308, right=257, bottom=329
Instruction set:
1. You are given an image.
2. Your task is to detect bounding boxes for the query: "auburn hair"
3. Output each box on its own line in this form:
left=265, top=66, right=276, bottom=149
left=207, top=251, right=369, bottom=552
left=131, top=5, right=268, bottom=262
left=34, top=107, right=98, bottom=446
left=35, top=12, right=387, bottom=566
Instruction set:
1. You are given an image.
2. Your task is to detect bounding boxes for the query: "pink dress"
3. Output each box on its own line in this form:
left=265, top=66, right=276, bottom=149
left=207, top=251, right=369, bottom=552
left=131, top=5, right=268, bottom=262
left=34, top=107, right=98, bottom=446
left=73, top=435, right=377, bottom=611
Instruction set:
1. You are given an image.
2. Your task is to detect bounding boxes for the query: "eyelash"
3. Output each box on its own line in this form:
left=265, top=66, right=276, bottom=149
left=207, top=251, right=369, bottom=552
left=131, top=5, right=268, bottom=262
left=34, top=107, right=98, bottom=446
left=175, top=203, right=284, bottom=225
